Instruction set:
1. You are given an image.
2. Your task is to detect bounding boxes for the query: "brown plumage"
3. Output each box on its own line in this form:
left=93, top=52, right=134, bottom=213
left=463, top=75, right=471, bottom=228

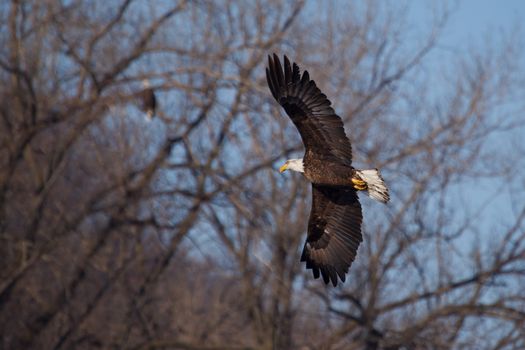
left=139, top=82, right=156, bottom=120
left=266, top=54, right=389, bottom=286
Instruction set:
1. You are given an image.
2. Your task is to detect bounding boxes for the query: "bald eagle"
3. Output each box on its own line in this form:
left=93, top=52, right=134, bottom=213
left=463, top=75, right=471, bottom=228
left=266, top=54, right=389, bottom=286
left=139, top=80, right=156, bottom=120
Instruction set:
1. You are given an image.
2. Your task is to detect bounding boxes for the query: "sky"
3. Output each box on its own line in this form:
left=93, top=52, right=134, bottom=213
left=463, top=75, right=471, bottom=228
left=410, top=1, right=525, bottom=231
left=411, top=0, right=525, bottom=59
left=444, top=0, right=524, bottom=41
left=413, top=0, right=524, bottom=36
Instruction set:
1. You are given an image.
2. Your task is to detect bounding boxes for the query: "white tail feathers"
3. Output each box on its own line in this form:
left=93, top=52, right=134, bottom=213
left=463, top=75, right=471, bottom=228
left=356, top=169, right=390, bottom=203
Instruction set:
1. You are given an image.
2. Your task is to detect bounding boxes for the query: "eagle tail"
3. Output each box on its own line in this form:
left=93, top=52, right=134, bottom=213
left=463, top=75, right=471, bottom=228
left=356, top=169, right=389, bottom=203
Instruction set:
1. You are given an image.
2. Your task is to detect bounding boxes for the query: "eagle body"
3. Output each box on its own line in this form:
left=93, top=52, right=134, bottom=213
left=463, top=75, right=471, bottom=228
left=303, top=152, right=357, bottom=187
left=267, top=54, right=389, bottom=286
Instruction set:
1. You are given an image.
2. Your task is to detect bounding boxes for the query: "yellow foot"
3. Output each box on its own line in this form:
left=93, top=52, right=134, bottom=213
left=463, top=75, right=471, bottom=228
left=351, top=177, right=367, bottom=191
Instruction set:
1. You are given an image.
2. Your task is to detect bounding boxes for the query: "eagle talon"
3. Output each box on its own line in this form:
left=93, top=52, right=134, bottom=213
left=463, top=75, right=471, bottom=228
left=352, top=178, right=367, bottom=191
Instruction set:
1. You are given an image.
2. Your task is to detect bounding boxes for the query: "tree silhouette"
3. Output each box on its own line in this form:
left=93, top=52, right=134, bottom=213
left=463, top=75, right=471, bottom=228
left=1, top=1, right=524, bottom=349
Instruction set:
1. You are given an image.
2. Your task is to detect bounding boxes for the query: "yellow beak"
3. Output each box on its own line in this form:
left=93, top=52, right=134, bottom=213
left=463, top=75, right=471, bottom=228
left=279, top=163, right=288, bottom=173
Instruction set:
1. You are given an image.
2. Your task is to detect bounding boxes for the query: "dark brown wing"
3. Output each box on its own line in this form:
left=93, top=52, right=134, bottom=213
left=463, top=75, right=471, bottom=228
left=301, top=184, right=363, bottom=286
left=266, top=54, right=353, bottom=164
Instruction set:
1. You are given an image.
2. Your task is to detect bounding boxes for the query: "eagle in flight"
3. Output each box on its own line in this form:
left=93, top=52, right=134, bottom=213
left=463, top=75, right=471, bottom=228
left=266, top=54, right=389, bottom=286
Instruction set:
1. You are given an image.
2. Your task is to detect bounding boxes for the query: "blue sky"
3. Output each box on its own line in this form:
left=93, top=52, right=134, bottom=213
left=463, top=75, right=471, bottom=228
left=413, top=0, right=525, bottom=33
left=445, top=0, right=524, bottom=40
left=410, top=1, right=525, bottom=230
left=411, top=1, right=525, bottom=53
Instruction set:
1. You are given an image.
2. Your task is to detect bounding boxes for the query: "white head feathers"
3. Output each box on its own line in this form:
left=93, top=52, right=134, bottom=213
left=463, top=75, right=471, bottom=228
left=280, top=158, right=304, bottom=173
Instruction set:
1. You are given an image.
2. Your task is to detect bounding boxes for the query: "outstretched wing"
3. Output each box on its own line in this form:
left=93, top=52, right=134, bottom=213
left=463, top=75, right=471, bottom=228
left=301, top=184, right=363, bottom=286
left=266, top=54, right=353, bottom=164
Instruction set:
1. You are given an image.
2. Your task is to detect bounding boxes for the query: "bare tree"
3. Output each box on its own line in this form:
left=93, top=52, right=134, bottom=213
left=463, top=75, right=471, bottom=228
left=1, top=1, right=524, bottom=349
